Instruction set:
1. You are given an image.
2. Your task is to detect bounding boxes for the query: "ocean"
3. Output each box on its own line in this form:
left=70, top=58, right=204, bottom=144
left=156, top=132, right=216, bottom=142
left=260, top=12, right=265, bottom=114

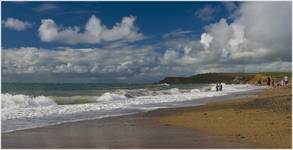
left=1, top=83, right=264, bottom=133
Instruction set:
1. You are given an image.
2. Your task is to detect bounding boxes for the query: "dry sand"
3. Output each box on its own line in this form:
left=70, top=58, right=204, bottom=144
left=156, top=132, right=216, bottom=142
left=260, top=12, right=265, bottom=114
left=157, top=87, right=292, bottom=148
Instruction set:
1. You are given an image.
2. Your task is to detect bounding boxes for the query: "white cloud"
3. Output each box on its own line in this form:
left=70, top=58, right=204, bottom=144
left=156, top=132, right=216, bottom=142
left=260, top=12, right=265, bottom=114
left=199, top=2, right=291, bottom=63
left=162, top=49, right=179, bottom=65
left=33, top=3, right=59, bottom=13
left=38, top=15, right=144, bottom=45
left=2, top=2, right=291, bottom=83
left=200, top=33, right=213, bottom=49
left=2, top=45, right=160, bottom=82
left=3, top=18, right=32, bottom=31
left=161, top=2, right=291, bottom=75
left=195, top=5, right=216, bottom=22
left=163, top=30, right=193, bottom=38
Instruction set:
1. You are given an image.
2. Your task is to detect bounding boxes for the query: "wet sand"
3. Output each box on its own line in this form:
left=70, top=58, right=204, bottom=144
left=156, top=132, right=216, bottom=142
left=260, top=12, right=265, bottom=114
left=2, top=87, right=291, bottom=148
left=2, top=109, right=256, bottom=149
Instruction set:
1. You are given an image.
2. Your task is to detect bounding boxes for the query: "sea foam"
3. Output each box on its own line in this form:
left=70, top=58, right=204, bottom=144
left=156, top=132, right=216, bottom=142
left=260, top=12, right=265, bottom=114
left=1, top=84, right=265, bottom=132
left=2, top=93, right=57, bottom=109
left=96, top=92, right=127, bottom=101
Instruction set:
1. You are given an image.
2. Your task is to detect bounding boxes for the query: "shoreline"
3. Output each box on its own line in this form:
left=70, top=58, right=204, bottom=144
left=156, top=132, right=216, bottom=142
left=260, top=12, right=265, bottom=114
left=2, top=87, right=291, bottom=148
left=2, top=88, right=262, bottom=133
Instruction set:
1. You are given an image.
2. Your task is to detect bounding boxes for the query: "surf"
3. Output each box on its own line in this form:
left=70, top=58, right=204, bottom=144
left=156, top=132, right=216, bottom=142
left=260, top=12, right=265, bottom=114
left=1, top=83, right=265, bottom=132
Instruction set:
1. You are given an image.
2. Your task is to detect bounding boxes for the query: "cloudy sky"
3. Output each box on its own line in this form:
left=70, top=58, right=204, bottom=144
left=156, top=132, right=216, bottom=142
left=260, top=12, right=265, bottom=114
left=1, top=1, right=292, bottom=83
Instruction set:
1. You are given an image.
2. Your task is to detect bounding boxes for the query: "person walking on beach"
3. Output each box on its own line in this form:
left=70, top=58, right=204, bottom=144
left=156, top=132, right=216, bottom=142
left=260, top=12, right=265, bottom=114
left=284, top=76, right=288, bottom=85
left=257, top=80, right=262, bottom=85
left=281, top=79, right=285, bottom=86
left=219, top=83, right=223, bottom=91
left=216, top=83, right=219, bottom=91
left=267, top=77, right=271, bottom=86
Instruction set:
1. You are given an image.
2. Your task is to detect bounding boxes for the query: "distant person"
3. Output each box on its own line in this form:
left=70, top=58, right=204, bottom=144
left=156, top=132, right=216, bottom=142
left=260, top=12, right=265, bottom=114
left=281, top=80, right=285, bottom=86
left=284, top=76, right=289, bottom=85
left=219, top=83, right=223, bottom=91
left=276, top=82, right=281, bottom=88
left=216, top=83, right=219, bottom=91
left=267, top=77, right=271, bottom=86
left=257, top=80, right=262, bottom=85
left=272, top=79, right=275, bottom=87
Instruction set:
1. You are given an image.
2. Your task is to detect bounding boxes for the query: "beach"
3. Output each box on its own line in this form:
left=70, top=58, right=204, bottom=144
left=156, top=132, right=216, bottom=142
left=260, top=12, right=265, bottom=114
left=157, top=86, right=292, bottom=148
left=2, top=0, right=292, bottom=148
left=2, top=86, right=291, bottom=148
left=1, top=112, right=253, bottom=148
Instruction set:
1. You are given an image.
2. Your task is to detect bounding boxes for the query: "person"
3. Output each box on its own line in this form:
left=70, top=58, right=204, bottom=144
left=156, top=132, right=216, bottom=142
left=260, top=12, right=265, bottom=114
left=284, top=76, right=288, bottom=85
left=281, top=80, right=284, bottom=86
left=257, top=80, right=262, bottom=85
left=267, top=77, right=271, bottom=86
left=277, top=82, right=281, bottom=88
left=272, top=79, right=275, bottom=87
left=219, top=83, right=223, bottom=91
left=216, top=83, right=219, bottom=91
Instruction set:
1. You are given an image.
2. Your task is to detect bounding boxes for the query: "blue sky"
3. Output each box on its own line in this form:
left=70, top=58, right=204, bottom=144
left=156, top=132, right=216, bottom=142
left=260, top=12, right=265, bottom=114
left=2, top=2, right=233, bottom=49
left=1, top=1, right=291, bottom=83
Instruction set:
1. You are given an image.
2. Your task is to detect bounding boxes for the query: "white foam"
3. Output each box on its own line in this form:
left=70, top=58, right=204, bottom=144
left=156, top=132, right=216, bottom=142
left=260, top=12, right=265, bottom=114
left=191, top=89, right=201, bottom=93
left=168, top=88, right=180, bottom=94
left=159, top=83, right=170, bottom=86
left=96, top=92, right=127, bottom=101
left=1, top=93, right=57, bottom=109
left=1, top=84, right=265, bottom=132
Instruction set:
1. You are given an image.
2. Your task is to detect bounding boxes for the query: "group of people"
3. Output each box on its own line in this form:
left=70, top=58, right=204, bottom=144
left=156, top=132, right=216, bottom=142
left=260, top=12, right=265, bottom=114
left=258, top=76, right=289, bottom=88
left=216, top=83, right=223, bottom=91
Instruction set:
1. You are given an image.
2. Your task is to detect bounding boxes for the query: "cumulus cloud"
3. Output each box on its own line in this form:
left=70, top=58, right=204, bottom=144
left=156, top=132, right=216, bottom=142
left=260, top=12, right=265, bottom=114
left=161, top=2, right=291, bottom=76
left=2, top=45, right=161, bottom=83
left=38, top=15, right=144, bottom=44
left=200, top=2, right=291, bottom=63
left=200, top=33, right=213, bottom=49
left=162, top=49, right=179, bottom=65
left=3, top=18, right=32, bottom=31
left=2, top=2, right=291, bottom=83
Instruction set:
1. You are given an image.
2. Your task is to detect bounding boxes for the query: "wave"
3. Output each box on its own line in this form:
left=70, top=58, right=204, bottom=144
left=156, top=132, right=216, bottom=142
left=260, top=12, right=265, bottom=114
left=190, top=89, right=201, bottom=92
left=115, top=89, right=154, bottom=98
left=159, top=83, right=170, bottom=86
left=1, top=88, right=180, bottom=110
left=96, top=92, right=127, bottom=101
left=1, top=93, right=57, bottom=109
left=113, top=88, right=182, bottom=99
left=1, top=84, right=261, bottom=109
left=1, top=84, right=265, bottom=120
left=2, top=84, right=265, bottom=132
left=168, top=88, right=180, bottom=94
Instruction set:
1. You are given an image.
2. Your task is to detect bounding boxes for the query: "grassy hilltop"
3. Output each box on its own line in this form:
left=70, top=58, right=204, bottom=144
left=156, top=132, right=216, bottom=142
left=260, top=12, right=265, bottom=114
left=159, top=72, right=291, bottom=84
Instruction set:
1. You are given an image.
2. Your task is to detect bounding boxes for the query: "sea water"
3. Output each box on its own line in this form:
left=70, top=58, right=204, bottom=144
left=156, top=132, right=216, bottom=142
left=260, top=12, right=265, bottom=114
left=1, top=83, right=265, bottom=133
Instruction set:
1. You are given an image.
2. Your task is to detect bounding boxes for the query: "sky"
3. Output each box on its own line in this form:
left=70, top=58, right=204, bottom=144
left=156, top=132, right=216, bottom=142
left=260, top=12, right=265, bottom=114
left=1, top=1, right=292, bottom=83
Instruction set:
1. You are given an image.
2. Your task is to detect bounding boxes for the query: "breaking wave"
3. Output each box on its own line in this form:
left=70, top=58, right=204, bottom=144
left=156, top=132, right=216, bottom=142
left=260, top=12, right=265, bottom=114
left=114, top=88, right=182, bottom=98
left=1, top=84, right=265, bottom=132
left=2, top=93, right=57, bottom=109
left=96, top=92, right=127, bottom=101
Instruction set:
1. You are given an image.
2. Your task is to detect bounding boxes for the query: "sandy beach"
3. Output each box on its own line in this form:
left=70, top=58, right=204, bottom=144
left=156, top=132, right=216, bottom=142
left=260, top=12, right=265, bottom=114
left=2, top=0, right=291, bottom=149
left=157, top=86, right=292, bottom=148
left=1, top=113, right=253, bottom=148
left=2, top=87, right=291, bottom=148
